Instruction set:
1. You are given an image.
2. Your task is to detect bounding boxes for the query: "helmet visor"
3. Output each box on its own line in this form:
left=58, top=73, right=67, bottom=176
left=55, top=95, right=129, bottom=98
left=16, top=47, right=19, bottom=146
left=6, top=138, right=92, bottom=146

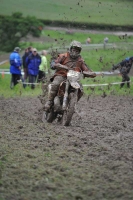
left=71, top=46, right=81, bottom=52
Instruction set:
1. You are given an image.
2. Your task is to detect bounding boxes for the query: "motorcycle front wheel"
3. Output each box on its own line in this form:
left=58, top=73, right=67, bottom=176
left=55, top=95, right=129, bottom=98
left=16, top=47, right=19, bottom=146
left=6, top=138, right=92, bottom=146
left=62, top=92, right=77, bottom=126
left=45, top=108, right=57, bottom=123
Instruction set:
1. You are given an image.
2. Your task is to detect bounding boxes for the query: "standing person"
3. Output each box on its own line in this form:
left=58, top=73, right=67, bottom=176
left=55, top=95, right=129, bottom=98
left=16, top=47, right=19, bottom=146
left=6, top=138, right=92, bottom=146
left=112, top=56, right=133, bottom=88
left=22, top=46, right=33, bottom=82
left=27, top=46, right=33, bottom=59
left=26, top=48, right=41, bottom=89
left=86, top=37, right=91, bottom=45
left=103, top=37, right=109, bottom=49
left=37, top=50, right=48, bottom=83
left=9, top=47, right=22, bottom=89
left=104, top=37, right=109, bottom=43
left=22, top=48, right=28, bottom=81
left=44, top=40, right=96, bottom=111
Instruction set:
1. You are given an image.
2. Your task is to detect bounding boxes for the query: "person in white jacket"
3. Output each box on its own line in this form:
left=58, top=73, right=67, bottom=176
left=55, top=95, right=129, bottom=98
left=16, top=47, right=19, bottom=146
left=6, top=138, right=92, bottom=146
left=37, top=50, right=48, bottom=82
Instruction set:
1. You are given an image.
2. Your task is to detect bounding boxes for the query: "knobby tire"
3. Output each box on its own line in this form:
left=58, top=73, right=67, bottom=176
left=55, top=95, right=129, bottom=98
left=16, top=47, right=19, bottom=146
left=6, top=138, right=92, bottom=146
left=46, top=108, right=57, bottom=123
left=62, top=93, right=77, bottom=126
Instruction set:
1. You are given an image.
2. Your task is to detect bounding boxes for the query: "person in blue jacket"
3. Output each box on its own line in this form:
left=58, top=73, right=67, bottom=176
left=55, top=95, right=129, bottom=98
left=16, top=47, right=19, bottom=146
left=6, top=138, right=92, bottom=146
left=9, top=47, right=22, bottom=88
left=26, top=48, right=41, bottom=89
left=112, top=56, right=133, bottom=88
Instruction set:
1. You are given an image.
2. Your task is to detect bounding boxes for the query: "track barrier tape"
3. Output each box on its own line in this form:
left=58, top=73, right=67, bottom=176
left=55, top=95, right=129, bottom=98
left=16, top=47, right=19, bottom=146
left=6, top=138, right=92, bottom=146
left=83, top=80, right=131, bottom=87
left=18, top=80, right=40, bottom=85
left=17, top=80, right=131, bottom=87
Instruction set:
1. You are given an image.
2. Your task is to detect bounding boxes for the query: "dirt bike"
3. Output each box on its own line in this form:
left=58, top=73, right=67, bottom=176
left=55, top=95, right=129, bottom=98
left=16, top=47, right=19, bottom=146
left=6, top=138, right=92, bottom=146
left=43, top=64, right=96, bottom=126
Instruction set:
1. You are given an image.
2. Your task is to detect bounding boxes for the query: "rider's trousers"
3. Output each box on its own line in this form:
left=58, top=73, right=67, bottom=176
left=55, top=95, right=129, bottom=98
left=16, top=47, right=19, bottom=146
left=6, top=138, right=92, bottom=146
left=48, top=76, right=66, bottom=101
left=121, top=73, right=130, bottom=88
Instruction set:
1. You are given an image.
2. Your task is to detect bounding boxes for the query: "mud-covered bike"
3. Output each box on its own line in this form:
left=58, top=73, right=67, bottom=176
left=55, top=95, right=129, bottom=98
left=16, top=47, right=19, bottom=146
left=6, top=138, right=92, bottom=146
left=43, top=64, right=96, bottom=126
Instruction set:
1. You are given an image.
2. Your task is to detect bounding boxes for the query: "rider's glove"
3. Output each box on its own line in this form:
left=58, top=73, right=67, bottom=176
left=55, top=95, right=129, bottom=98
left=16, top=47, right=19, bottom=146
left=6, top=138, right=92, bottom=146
left=50, top=60, right=56, bottom=70
left=112, top=65, right=115, bottom=71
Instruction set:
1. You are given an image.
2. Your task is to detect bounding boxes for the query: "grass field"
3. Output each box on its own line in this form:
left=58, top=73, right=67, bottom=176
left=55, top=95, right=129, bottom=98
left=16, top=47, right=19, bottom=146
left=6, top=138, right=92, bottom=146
left=0, top=4, right=133, bottom=98
left=1, top=29, right=133, bottom=98
left=0, top=0, right=133, bottom=26
left=16, top=29, right=133, bottom=56
left=41, top=29, right=133, bottom=48
left=1, top=28, right=133, bottom=71
left=1, top=47, right=133, bottom=72
left=0, top=72, right=133, bottom=98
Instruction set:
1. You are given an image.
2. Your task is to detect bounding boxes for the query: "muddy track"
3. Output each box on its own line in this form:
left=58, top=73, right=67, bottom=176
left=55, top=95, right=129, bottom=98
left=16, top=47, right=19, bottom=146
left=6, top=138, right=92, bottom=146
left=0, top=94, right=133, bottom=200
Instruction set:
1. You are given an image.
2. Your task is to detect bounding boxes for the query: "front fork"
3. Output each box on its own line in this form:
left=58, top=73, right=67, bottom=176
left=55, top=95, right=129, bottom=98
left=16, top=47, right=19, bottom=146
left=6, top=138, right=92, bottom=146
left=62, top=81, right=78, bottom=111
left=62, top=80, right=70, bottom=110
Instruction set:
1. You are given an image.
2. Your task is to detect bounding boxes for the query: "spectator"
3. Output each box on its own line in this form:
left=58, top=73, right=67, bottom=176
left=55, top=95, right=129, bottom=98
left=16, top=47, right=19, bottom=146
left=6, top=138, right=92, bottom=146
left=27, top=46, right=33, bottom=57
left=22, top=48, right=28, bottom=81
left=104, top=37, right=109, bottom=43
left=37, top=50, right=48, bottom=83
left=112, top=57, right=133, bottom=88
left=103, top=37, right=109, bottom=49
left=22, top=46, right=33, bottom=82
left=86, top=37, right=91, bottom=45
left=9, top=47, right=22, bottom=89
left=26, top=48, right=41, bottom=89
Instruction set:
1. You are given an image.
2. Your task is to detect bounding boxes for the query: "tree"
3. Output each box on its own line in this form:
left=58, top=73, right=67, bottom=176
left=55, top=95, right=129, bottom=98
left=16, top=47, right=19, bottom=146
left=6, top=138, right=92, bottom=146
left=0, top=12, right=44, bottom=52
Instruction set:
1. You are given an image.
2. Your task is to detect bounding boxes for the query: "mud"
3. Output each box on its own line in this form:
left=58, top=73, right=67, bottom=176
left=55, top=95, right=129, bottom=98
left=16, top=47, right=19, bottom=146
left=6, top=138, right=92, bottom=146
left=0, top=95, right=133, bottom=200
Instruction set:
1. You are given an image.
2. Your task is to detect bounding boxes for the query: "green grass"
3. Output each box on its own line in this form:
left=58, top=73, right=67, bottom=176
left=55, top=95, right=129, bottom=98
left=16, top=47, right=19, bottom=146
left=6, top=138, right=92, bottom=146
left=82, top=75, right=133, bottom=96
left=17, top=28, right=133, bottom=53
left=19, top=41, right=52, bottom=52
left=0, top=75, right=42, bottom=98
left=0, top=30, right=133, bottom=98
left=0, top=72, right=132, bottom=98
left=42, top=29, right=133, bottom=45
left=0, top=0, right=133, bottom=26
left=20, top=29, right=133, bottom=47
left=18, top=29, right=133, bottom=53
left=81, top=48, right=133, bottom=71
left=1, top=30, right=133, bottom=70
left=1, top=47, right=133, bottom=73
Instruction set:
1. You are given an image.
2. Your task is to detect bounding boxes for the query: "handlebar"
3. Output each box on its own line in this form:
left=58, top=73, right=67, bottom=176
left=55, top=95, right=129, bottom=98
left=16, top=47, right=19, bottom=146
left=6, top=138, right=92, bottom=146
left=54, top=63, right=69, bottom=70
left=54, top=64, right=96, bottom=78
left=83, top=71, right=96, bottom=78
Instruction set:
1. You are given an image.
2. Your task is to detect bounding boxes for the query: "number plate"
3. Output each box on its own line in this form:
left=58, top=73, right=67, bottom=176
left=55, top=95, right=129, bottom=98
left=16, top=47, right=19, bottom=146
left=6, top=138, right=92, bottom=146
left=67, top=70, right=80, bottom=77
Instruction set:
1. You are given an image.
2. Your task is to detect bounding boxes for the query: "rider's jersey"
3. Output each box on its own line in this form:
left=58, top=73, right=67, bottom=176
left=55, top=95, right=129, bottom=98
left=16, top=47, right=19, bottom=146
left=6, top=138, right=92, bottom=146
left=113, top=57, right=133, bottom=74
left=52, top=52, right=92, bottom=78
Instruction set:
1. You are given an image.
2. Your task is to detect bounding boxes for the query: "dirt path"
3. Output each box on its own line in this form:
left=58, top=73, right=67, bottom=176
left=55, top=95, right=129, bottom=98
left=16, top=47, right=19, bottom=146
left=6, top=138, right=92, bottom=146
left=0, top=95, right=133, bottom=200
left=44, top=26, right=133, bottom=36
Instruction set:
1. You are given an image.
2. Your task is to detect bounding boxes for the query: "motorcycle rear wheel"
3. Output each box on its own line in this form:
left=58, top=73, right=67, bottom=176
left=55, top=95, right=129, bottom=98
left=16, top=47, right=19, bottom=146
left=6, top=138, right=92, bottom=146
left=62, top=93, right=77, bottom=126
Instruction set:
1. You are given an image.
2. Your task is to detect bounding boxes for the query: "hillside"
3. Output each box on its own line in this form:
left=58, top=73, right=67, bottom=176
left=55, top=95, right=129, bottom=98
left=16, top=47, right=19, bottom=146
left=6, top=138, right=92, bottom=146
left=0, top=0, right=133, bottom=27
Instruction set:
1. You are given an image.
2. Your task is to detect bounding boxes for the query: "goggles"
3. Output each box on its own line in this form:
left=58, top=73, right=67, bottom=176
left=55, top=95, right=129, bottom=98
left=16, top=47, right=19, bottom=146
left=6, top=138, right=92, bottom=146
left=71, top=46, right=81, bottom=52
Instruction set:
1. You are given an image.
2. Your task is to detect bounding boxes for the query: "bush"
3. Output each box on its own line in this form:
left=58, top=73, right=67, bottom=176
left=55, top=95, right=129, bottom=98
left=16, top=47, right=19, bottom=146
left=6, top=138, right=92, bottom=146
left=0, top=12, right=44, bottom=52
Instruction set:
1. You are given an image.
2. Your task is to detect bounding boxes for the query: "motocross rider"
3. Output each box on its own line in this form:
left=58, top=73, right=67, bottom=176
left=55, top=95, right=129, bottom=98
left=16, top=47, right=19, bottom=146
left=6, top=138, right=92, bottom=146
left=112, top=56, right=133, bottom=88
left=44, top=40, right=96, bottom=111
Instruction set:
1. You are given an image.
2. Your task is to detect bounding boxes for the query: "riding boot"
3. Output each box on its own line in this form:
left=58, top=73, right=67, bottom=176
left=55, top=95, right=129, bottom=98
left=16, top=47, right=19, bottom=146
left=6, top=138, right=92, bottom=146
left=120, top=83, right=124, bottom=89
left=44, top=90, right=57, bottom=111
left=127, top=82, right=130, bottom=88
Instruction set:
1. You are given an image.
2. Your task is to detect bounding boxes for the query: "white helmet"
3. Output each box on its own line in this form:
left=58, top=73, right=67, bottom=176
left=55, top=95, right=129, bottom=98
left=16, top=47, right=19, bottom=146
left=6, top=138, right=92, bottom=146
left=70, top=40, right=82, bottom=52
left=69, top=40, right=82, bottom=59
